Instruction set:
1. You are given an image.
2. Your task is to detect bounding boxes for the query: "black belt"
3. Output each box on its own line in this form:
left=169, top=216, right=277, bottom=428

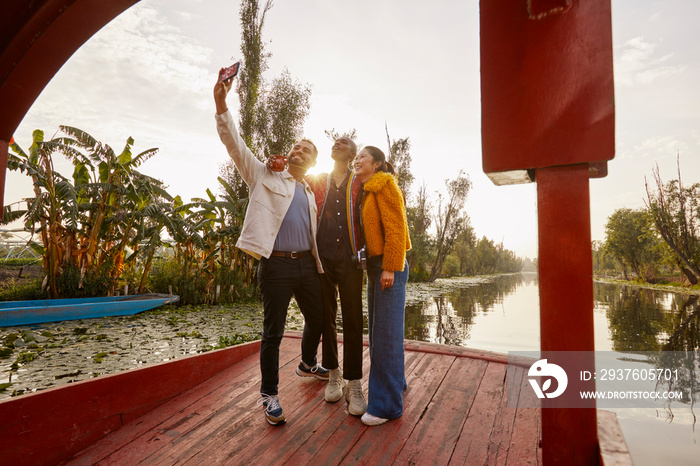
left=270, top=250, right=312, bottom=259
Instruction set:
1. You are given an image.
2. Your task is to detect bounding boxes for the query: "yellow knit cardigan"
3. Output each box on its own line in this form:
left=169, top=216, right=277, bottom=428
left=361, top=171, right=411, bottom=272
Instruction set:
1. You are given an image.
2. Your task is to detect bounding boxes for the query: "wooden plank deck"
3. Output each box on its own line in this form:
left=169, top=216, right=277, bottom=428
left=65, top=334, right=544, bottom=465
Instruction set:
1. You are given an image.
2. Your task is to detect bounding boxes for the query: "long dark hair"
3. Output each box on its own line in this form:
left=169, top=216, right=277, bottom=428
left=364, top=145, right=395, bottom=175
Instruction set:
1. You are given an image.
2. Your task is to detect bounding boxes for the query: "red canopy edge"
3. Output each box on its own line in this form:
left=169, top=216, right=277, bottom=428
left=0, top=0, right=140, bottom=217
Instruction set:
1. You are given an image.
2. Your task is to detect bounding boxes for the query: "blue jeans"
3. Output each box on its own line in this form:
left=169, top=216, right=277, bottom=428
left=366, top=256, right=408, bottom=419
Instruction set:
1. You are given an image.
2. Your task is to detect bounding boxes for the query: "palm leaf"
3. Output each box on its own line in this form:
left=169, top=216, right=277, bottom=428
left=55, top=180, right=79, bottom=230
left=1, top=203, right=27, bottom=225
left=28, top=241, right=46, bottom=256
left=130, top=147, right=159, bottom=167
left=117, top=137, right=134, bottom=165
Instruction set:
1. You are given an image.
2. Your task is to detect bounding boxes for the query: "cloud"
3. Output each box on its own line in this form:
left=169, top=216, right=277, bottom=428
left=615, top=37, right=686, bottom=87
left=634, top=136, right=678, bottom=154
left=627, top=135, right=688, bottom=161
left=86, top=6, right=214, bottom=95
left=18, top=2, right=218, bottom=140
left=10, top=2, right=223, bottom=209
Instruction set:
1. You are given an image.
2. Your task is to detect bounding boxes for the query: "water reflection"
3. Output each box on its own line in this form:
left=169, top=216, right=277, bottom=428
left=405, top=273, right=539, bottom=350
left=406, top=275, right=700, bottom=355
left=403, top=274, right=700, bottom=465
left=596, top=283, right=700, bottom=352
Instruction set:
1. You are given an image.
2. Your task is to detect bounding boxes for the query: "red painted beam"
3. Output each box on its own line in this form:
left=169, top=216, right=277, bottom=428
left=480, top=0, right=613, bottom=462
left=537, top=164, right=598, bottom=464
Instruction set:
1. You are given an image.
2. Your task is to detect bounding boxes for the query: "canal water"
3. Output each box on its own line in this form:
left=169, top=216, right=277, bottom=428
left=405, top=273, right=699, bottom=466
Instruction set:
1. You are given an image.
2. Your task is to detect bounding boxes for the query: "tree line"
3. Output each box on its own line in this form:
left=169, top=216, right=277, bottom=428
left=595, top=156, right=700, bottom=287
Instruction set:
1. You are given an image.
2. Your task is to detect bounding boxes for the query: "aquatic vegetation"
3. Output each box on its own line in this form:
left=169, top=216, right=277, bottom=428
left=11, top=350, right=40, bottom=370
left=93, top=352, right=108, bottom=363
left=217, top=333, right=259, bottom=348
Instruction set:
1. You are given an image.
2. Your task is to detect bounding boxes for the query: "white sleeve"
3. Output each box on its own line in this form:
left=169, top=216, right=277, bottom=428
left=215, top=109, right=266, bottom=186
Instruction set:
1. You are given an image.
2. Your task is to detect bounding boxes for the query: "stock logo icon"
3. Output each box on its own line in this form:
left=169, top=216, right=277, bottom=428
left=527, top=359, right=568, bottom=399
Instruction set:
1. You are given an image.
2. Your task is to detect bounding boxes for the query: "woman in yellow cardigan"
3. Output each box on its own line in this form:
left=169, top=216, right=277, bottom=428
left=353, top=145, right=411, bottom=426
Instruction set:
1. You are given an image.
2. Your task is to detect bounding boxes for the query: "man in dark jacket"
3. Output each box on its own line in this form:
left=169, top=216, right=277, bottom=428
left=307, top=137, right=366, bottom=416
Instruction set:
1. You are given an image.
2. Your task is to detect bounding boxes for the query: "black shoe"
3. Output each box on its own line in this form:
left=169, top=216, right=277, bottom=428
left=296, top=361, right=330, bottom=380
left=258, top=394, right=286, bottom=425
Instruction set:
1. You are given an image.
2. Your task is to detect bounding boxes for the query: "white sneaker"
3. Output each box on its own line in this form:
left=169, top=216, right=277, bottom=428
left=361, top=412, right=388, bottom=426
left=345, top=379, right=367, bottom=416
left=325, top=368, right=344, bottom=403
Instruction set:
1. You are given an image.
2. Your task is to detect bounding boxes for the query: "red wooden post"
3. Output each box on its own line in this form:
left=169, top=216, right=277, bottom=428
left=537, top=164, right=598, bottom=464
left=480, top=0, right=615, bottom=463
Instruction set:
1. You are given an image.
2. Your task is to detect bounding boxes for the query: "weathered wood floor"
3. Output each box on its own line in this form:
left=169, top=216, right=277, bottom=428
left=65, top=334, right=542, bottom=465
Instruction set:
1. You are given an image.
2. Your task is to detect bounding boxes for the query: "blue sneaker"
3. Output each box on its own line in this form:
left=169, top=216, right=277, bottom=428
left=258, top=394, right=286, bottom=425
left=296, top=361, right=330, bottom=380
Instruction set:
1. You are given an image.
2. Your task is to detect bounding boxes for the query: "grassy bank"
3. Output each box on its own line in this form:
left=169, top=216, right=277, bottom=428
left=594, top=276, right=700, bottom=295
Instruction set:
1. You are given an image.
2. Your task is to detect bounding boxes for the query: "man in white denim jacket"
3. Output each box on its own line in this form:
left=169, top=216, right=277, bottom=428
left=214, top=78, right=327, bottom=426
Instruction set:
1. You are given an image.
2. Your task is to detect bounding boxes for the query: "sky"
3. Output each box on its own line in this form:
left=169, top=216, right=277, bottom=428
left=4, top=0, right=700, bottom=260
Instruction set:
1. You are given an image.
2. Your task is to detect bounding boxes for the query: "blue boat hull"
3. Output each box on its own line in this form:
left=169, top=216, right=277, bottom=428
left=0, top=293, right=180, bottom=327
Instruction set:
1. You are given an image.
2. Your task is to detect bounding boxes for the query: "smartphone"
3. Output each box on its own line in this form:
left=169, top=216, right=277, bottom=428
left=218, top=62, right=241, bottom=82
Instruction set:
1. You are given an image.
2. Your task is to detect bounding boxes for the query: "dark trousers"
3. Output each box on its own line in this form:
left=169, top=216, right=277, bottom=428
left=320, top=248, right=365, bottom=380
left=258, top=255, right=324, bottom=396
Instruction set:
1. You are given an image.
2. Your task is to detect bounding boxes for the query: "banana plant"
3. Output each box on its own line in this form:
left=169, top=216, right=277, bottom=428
left=131, top=200, right=178, bottom=294
left=5, top=125, right=257, bottom=302
left=110, top=171, right=173, bottom=283
left=57, top=126, right=159, bottom=283
left=217, top=176, right=254, bottom=286
left=5, top=130, right=79, bottom=297
left=182, top=188, right=231, bottom=302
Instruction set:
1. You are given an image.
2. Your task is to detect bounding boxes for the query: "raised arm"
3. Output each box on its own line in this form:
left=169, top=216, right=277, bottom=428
left=214, top=78, right=232, bottom=115
left=213, top=78, right=265, bottom=186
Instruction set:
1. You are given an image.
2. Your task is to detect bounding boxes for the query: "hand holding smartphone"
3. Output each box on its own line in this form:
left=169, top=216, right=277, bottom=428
left=218, top=62, right=241, bottom=83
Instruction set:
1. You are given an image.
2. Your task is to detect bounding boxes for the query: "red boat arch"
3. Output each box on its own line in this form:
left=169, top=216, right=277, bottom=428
left=0, top=0, right=141, bottom=216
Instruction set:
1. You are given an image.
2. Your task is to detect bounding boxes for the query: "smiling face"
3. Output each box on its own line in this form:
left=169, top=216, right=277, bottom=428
left=353, top=149, right=382, bottom=182
left=286, top=139, right=318, bottom=169
left=331, top=137, right=357, bottom=164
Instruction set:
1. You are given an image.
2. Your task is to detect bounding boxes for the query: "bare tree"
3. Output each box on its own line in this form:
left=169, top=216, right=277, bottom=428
left=325, top=128, right=358, bottom=143
left=385, top=123, right=414, bottom=196
left=430, top=171, right=472, bottom=281
left=406, top=182, right=433, bottom=280
left=645, top=156, right=700, bottom=284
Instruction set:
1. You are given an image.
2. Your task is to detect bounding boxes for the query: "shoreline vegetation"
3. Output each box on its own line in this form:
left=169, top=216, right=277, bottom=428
left=594, top=276, right=700, bottom=296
